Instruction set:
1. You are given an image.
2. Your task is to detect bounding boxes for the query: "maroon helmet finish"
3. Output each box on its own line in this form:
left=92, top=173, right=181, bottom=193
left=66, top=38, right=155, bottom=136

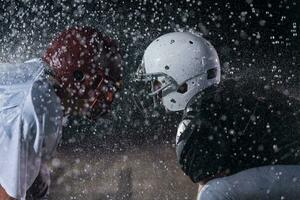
left=43, top=27, right=122, bottom=118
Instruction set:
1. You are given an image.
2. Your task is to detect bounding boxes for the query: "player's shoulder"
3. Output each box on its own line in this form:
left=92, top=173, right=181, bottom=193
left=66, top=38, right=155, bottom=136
left=0, top=59, right=43, bottom=112
left=0, top=59, right=57, bottom=118
left=206, top=78, right=299, bottom=110
left=0, top=59, right=44, bottom=86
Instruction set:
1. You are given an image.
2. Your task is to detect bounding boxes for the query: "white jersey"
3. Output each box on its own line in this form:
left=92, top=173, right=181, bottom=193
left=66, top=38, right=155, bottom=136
left=0, top=59, right=63, bottom=199
left=197, top=165, right=300, bottom=200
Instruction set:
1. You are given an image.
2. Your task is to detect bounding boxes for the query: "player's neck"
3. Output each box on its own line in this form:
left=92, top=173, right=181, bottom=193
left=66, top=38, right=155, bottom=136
left=0, top=185, right=15, bottom=200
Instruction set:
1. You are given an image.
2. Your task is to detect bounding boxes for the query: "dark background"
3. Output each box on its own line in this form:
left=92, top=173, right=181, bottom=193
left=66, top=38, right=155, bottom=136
left=0, top=1, right=299, bottom=199
left=0, top=0, right=299, bottom=144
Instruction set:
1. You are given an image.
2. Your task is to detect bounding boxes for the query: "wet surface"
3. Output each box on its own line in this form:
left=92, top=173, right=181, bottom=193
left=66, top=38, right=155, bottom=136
left=49, top=138, right=197, bottom=200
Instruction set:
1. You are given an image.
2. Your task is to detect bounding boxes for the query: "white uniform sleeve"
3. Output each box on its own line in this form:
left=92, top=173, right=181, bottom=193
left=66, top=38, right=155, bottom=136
left=30, top=78, right=63, bottom=161
left=197, top=165, right=300, bottom=200
left=0, top=61, right=63, bottom=199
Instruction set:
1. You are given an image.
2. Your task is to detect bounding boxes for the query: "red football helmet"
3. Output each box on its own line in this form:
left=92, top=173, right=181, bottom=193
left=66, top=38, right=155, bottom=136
left=43, top=27, right=123, bottom=118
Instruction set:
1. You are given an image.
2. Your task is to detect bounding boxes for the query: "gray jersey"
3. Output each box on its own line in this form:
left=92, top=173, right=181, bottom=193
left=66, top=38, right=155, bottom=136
left=0, top=59, right=63, bottom=199
left=198, top=165, right=300, bottom=200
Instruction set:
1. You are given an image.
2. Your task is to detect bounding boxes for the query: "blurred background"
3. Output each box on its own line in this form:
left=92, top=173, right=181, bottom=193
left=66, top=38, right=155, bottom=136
left=0, top=0, right=299, bottom=199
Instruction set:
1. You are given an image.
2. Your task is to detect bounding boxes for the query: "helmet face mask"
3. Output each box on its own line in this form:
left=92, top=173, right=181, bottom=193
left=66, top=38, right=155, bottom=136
left=134, top=61, right=179, bottom=112
left=133, top=32, right=220, bottom=113
left=134, top=65, right=210, bottom=112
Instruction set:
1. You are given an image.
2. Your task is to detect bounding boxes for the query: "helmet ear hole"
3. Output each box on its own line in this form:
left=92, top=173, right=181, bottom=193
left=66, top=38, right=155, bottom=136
left=177, top=83, right=188, bottom=94
left=207, top=68, right=218, bottom=79
left=73, top=70, right=85, bottom=82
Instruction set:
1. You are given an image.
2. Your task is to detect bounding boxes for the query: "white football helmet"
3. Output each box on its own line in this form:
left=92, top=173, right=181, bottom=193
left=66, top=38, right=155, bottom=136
left=135, top=32, right=221, bottom=111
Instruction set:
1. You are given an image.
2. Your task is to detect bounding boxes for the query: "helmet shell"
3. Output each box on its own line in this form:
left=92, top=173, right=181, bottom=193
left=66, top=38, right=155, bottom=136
left=142, top=32, right=220, bottom=111
left=43, top=27, right=122, bottom=117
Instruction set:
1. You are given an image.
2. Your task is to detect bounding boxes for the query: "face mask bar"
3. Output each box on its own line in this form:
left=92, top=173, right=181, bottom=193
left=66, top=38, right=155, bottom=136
left=134, top=63, right=178, bottom=96
left=89, top=78, right=118, bottom=118
left=131, top=63, right=179, bottom=117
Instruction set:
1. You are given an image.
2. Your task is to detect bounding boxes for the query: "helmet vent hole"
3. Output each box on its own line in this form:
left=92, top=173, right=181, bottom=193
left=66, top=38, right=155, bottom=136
left=73, top=70, right=85, bottom=82
left=170, top=39, right=175, bottom=44
left=189, top=41, right=193, bottom=44
left=177, top=83, right=188, bottom=94
left=170, top=99, right=176, bottom=103
left=165, top=65, right=170, bottom=70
